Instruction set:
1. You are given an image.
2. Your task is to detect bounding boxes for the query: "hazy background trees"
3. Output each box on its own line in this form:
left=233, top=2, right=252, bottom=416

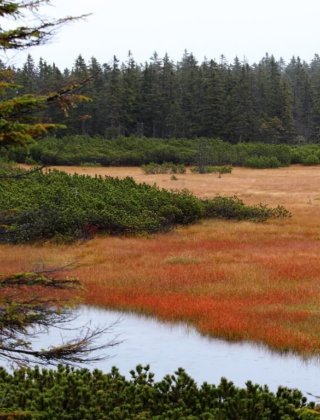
left=9, top=51, right=320, bottom=143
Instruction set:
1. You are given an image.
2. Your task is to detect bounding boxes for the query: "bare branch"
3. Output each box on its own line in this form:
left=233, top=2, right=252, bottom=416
left=0, top=164, right=45, bottom=179
left=0, top=267, right=120, bottom=367
left=0, top=323, right=121, bottom=367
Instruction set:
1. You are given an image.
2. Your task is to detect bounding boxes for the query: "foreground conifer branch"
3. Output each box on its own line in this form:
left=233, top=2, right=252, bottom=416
left=0, top=268, right=119, bottom=366
left=0, top=0, right=90, bottom=148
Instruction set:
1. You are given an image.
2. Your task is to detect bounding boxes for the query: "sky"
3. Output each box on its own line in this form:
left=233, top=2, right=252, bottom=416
left=6, top=0, right=320, bottom=69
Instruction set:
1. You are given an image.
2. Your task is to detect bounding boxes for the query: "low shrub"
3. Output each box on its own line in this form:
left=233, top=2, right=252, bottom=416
left=203, top=196, right=291, bottom=222
left=0, top=169, right=291, bottom=243
left=0, top=170, right=202, bottom=243
left=301, top=154, right=320, bottom=166
left=191, top=165, right=233, bottom=175
left=244, top=156, right=282, bottom=168
left=289, top=145, right=320, bottom=164
left=9, top=135, right=320, bottom=168
left=79, top=162, right=102, bottom=167
left=0, top=365, right=316, bottom=419
left=141, top=162, right=186, bottom=174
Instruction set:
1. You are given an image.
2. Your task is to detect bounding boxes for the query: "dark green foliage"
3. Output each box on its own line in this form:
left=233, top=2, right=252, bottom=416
left=191, top=165, right=233, bottom=174
left=0, top=169, right=290, bottom=243
left=290, top=145, right=320, bottom=164
left=12, top=135, right=320, bottom=168
left=9, top=51, right=320, bottom=143
left=10, top=51, right=320, bottom=144
left=203, top=196, right=291, bottom=221
left=11, top=136, right=199, bottom=166
left=0, top=170, right=203, bottom=242
left=244, top=156, right=281, bottom=168
left=0, top=365, right=317, bottom=419
left=0, top=2, right=88, bottom=150
left=141, top=162, right=186, bottom=174
left=301, top=154, right=320, bottom=165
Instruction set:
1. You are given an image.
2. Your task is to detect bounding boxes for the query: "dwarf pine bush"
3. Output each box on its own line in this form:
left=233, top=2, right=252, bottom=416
left=0, top=169, right=290, bottom=243
left=0, top=365, right=317, bottom=419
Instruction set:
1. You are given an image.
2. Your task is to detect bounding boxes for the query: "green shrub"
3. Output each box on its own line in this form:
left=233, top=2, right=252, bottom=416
left=10, top=135, right=320, bottom=169
left=141, top=162, right=186, bottom=174
left=0, top=169, right=290, bottom=243
left=290, top=145, right=320, bottom=164
left=141, top=162, right=162, bottom=174
left=79, top=162, right=102, bottom=167
left=0, top=365, right=315, bottom=419
left=244, top=156, right=281, bottom=168
left=191, top=165, right=233, bottom=175
left=301, top=154, right=320, bottom=165
left=203, top=196, right=291, bottom=221
left=171, top=163, right=186, bottom=174
left=0, top=170, right=202, bottom=243
left=291, top=149, right=304, bottom=164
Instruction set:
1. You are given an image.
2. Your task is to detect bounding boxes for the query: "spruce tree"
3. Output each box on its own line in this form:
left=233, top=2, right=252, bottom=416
left=120, top=51, right=141, bottom=135
left=104, top=55, right=124, bottom=137
left=140, top=52, right=163, bottom=137
left=199, top=59, right=226, bottom=139
left=287, top=57, right=316, bottom=140
left=177, top=50, right=201, bottom=137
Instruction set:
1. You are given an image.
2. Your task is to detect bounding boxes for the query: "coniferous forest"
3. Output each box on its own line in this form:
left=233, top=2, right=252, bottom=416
left=9, top=51, right=320, bottom=143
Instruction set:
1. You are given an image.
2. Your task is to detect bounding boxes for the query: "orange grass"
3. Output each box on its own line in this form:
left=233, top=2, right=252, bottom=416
left=3, top=165, right=320, bottom=355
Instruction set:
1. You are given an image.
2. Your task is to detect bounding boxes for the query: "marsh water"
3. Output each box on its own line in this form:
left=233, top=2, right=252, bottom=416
left=27, top=306, right=320, bottom=400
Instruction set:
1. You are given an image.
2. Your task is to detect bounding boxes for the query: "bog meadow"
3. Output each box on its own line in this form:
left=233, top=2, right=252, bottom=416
left=2, top=1, right=320, bottom=418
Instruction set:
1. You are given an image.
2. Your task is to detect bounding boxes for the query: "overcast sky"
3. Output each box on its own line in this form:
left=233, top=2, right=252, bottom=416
left=8, top=0, right=320, bottom=69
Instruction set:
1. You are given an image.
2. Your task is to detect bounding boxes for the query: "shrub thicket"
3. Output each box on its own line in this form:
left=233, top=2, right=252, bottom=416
left=0, top=169, right=290, bottom=243
left=0, top=365, right=317, bottom=419
left=0, top=170, right=203, bottom=242
left=301, top=154, right=320, bottom=166
left=8, top=135, right=320, bottom=168
left=244, top=156, right=282, bottom=168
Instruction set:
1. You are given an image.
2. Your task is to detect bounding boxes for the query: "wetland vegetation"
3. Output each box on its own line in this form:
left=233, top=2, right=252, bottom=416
left=2, top=1, right=320, bottom=417
left=2, top=165, right=320, bottom=357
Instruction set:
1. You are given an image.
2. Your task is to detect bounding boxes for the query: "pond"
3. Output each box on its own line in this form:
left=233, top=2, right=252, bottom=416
left=17, top=306, right=320, bottom=400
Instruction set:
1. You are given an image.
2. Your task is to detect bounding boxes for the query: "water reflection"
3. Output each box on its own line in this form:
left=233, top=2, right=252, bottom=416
left=17, top=306, right=320, bottom=399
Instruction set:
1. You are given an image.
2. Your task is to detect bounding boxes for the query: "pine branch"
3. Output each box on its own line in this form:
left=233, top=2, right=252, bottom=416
left=0, top=3, right=90, bottom=50
left=0, top=266, right=121, bottom=367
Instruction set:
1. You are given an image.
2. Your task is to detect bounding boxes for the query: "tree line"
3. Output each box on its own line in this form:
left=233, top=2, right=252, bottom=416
left=8, top=51, right=320, bottom=143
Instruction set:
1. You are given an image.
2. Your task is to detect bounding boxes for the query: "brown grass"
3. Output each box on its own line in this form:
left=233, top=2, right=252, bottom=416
left=5, top=165, right=320, bottom=355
